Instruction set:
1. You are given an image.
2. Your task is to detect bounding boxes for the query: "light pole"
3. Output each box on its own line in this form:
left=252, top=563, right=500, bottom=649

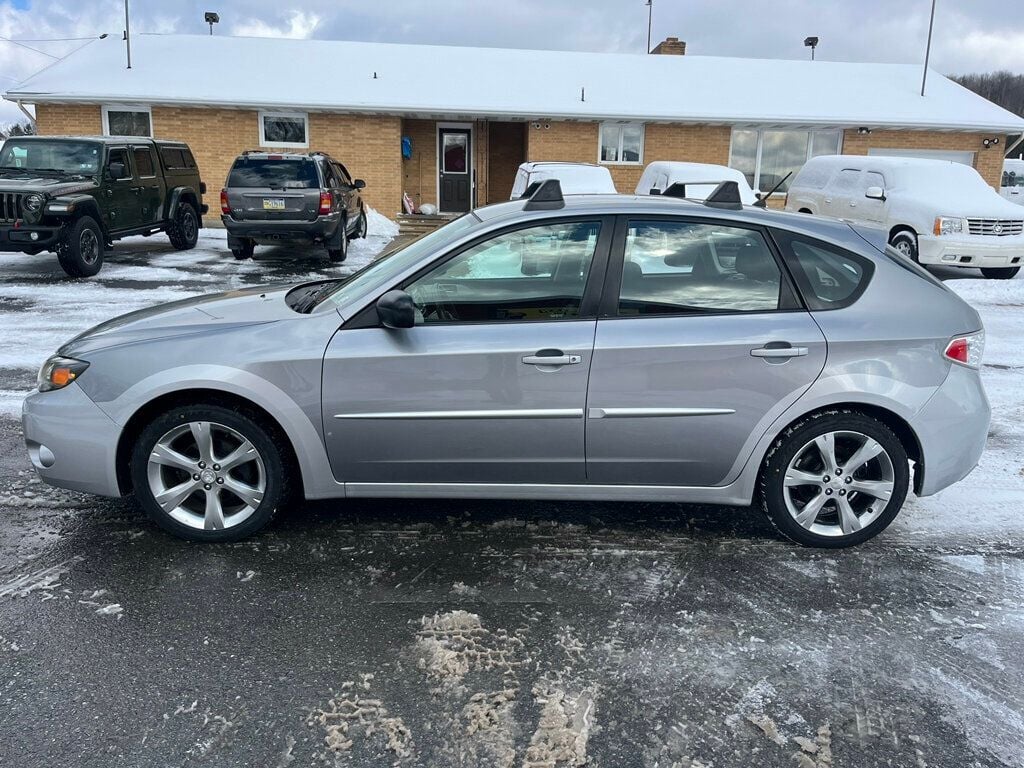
left=646, top=0, right=653, bottom=53
left=921, top=0, right=937, bottom=96
left=123, top=0, right=131, bottom=69
left=804, top=36, right=818, bottom=61
left=205, top=12, right=220, bottom=35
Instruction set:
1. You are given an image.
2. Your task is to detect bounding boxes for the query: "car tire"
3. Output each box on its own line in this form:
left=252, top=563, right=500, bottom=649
left=56, top=215, right=104, bottom=277
left=167, top=202, right=200, bottom=250
left=758, top=409, right=910, bottom=548
left=130, top=404, right=293, bottom=542
left=350, top=208, right=368, bottom=240
left=231, top=238, right=255, bottom=260
left=980, top=266, right=1020, bottom=280
left=889, top=230, right=919, bottom=264
left=328, top=218, right=348, bottom=262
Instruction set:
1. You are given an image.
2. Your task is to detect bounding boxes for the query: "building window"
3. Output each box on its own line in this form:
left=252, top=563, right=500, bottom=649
left=102, top=105, right=152, bottom=137
left=259, top=111, right=309, bottom=148
left=729, top=128, right=842, bottom=194
left=599, top=122, right=644, bottom=164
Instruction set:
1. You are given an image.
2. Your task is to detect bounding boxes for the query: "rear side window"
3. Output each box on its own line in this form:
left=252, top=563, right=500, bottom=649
left=227, top=158, right=319, bottom=189
left=160, top=147, right=186, bottom=168
left=133, top=148, right=155, bottom=177
left=774, top=231, right=873, bottom=310
left=793, top=162, right=833, bottom=190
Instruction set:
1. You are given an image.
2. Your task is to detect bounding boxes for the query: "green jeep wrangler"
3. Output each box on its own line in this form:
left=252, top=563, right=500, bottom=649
left=0, top=135, right=207, bottom=277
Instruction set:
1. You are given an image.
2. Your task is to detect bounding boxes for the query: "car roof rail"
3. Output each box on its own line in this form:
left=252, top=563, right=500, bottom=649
left=522, top=178, right=565, bottom=210
left=702, top=181, right=744, bottom=210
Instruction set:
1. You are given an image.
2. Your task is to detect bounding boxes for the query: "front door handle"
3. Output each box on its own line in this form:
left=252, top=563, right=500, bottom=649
left=824, top=198, right=833, bottom=204
left=522, top=349, right=581, bottom=366
left=751, top=344, right=808, bottom=359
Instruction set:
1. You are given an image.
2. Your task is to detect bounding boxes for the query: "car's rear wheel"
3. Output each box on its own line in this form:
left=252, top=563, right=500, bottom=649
left=327, top=218, right=348, bottom=262
left=56, top=215, right=104, bottom=277
left=167, top=202, right=200, bottom=250
left=980, top=266, right=1020, bottom=280
left=889, top=230, right=919, bottom=264
left=759, top=410, right=910, bottom=548
left=231, top=238, right=255, bottom=260
left=130, top=404, right=291, bottom=542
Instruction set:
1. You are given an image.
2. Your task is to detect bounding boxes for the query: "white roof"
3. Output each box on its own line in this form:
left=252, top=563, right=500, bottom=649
left=635, top=162, right=758, bottom=204
left=6, top=33, right=1024, bottom=132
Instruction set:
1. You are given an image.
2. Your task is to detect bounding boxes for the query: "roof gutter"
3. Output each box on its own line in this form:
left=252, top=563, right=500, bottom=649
left=7, top=93, right=1024, bottom=135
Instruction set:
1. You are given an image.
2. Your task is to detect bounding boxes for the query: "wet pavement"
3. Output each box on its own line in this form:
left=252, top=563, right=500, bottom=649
left=1, top=237, right=1023, bottom=767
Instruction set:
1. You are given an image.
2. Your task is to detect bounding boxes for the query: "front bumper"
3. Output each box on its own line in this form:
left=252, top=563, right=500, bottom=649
left=917, top=233, right=1024, bottom=268
left=22, top=383, right=123, bottom=497
left=910, top=362, right=991, bottom=496
left=221, top=212, right=340, bottom=245
left=0, top=224, right=61, bottom=252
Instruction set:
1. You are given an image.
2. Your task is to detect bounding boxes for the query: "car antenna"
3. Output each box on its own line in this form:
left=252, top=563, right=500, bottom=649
left=702, top=180, right=744, bottom=210
left=522, top=178, right=565, bottom=210
left=752, top=171, right=792, bottom=209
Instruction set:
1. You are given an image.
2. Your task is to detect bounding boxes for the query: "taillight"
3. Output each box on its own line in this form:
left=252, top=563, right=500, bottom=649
left=319, top=191, right=332, bottom=215
left=944, top=331, right=984, bottom=368
left=220, top=189, right=231, bottom=215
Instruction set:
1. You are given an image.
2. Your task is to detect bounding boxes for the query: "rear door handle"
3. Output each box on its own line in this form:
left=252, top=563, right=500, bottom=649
left=824, top=198, right=833, bottom=204
left=751, top=345, right=808, bottom=358
left=522, top=350, right=581, bottom=366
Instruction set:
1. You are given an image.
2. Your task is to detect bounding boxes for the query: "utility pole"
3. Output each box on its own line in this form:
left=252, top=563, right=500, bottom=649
left=921, top=0, right=937, bottom=96
left=646, top=0, right=653, bottom=53
left=123, top=0, right=131, bottom=69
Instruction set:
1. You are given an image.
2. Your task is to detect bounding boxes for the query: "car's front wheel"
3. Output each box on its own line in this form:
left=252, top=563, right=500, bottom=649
left=56, top=215, right=105, bottom=277
left=350, top=208, right=368, bottom=240
left=889, top=230, right=919, bottom=264
left=327, top=218, right=348, bottom=262
left=980, top=266, right=1020, bottom=280
left=130, top=404, right=291, bottom=542
left=759, top=410, right=910, bottom=548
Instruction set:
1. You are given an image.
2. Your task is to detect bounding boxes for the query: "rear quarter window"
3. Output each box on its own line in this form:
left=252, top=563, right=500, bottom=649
left=773, top=230, right=873, bottom=310
left=792, top=163, right=834, bottom=190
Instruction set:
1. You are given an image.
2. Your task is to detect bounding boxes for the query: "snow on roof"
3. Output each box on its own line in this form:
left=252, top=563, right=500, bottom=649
left=6, top=33, right=1024, bottom=132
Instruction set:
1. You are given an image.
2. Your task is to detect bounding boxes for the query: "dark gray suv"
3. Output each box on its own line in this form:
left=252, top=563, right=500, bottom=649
left=220, top=151, right=367, bottom=262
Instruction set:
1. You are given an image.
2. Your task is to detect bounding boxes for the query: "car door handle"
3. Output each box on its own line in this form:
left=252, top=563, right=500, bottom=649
left=751, top=345, right=808, bottom=358
left=522, top=351, right=581, bottom=366
left=849, top=201, right=857, bottom=207
left=824, top=198, right=833, bottom=204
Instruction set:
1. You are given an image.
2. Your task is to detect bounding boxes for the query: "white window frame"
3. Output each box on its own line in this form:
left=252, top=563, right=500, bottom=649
left=598, top=121, right=645, bottom=165
left=729, top=127, right=843, bottom=194
left=258, top=110, right=309, bottom=148
left=101, top=104, right=152, bottom=138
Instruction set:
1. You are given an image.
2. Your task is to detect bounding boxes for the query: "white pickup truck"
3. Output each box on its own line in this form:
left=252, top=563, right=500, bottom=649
left=786, top=155, right=1022, bottom=279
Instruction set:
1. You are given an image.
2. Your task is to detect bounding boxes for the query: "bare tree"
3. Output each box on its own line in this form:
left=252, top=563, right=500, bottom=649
left=0, top=121, right=36, bottom=139
left=951, top=71, right=1024, bottom=157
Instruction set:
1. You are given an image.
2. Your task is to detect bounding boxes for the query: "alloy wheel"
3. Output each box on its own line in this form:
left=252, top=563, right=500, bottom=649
left=782, top=430, right=895, bottom=537
left=146, top=421, right=266, bottom=531
left=183, top=210, right=197, bottom=242
left=80, top=228, right=100, bottom=265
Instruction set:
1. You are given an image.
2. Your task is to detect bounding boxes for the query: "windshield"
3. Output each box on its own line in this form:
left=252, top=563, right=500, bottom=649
left=312, top=214, right=481, bottom=313
left=0, top=139, right=101, bottom=175
left=227, top=158, right=319, bottom=189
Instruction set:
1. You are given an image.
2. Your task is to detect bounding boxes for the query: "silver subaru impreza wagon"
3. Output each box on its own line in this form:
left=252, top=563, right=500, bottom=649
left=22, top=182, right=990, bottom=547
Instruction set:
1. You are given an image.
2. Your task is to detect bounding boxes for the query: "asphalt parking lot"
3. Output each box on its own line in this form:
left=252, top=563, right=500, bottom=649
left=1, top=232, right=1022, bottom=767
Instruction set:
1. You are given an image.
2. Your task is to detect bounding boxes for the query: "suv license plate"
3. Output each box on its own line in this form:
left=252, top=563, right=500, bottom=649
left=263, top=198, right=285, bottom=210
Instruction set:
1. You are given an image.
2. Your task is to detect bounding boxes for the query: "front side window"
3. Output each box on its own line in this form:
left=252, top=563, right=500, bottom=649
left=106, top=148, right=132, bottom=180
left=103, top=106, right=151, bottom=137
left=775, top=232, right=872, bottom=310
left=405, top=220, right=602, bottom=324
left=259, top=111, right=309, bottom=147
left=599, top=122, right=645, bottom=164
left=730, top=128, right=841, bottom=193
left=618, top=220, right=782, bottom=315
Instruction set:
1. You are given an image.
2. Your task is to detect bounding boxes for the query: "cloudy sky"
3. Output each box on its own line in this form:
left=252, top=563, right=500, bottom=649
left=2, top=0, right=1023, bottom=124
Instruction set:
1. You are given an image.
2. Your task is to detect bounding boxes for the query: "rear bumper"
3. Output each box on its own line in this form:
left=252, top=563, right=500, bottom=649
left=0, top=224, right=61, bottom=252
left=910, top=363, right=990, bottom=496
left=917, top=234, right=1024, bottom=268
left=222, top=213, right=340, bottom=244
left=22, top=383, right=123, bottom=497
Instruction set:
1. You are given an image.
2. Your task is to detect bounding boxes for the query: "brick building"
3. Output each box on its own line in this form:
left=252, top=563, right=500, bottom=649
left=5, top=33, right=1023, bottom=216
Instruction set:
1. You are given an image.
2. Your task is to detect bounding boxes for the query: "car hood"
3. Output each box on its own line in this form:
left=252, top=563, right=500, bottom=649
left=0, top=176, right=98, bottom=195
left=60, top=284, right=299, bottom=357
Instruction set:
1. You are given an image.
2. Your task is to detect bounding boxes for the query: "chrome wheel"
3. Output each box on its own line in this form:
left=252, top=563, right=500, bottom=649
left=893, top=240, right=912, bottom=257
left=782, top=430, right=895, bottom=538
left=79, top=228, right=100, bottom=265
left=146, top=421, right=266, bottom=531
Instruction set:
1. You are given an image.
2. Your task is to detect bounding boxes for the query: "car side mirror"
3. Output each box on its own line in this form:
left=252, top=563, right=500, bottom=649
left=376, top=289, right=415, bottom=329
left=648, top=188, right=662, bottom=196
left=107, top=162, right=127, bottom=180
left=353, top=179, right=366, bottom=189
left=865, top=186, right=886, bottom=201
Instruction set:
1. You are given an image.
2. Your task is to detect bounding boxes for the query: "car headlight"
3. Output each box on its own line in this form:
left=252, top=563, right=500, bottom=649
left=37, top=355, right=90, bottom=392
left=22, top=192, right=46, bottom=223
left=933, top=216, right=965, bottom=236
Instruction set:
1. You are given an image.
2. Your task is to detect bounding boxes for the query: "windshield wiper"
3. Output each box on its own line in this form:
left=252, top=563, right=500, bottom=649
left=290, top=281, right=340, bottom=314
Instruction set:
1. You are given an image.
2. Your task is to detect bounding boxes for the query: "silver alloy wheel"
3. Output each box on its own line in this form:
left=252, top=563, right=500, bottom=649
left=80, top=228, right=100, bottom=265
left=893, top=239, right=913, bottom=258
left=146, top=421, right=266, bottom=531
left=782, top=430, right=895, bottom=537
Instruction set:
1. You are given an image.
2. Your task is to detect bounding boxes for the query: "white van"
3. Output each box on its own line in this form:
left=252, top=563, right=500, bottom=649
left=509, top=162, right=616, bottom=199
left=786, top=155, right=1023, bottom=279
left=1001, top=158, right=1024, bottom=206
left=635, top=161, right=759, bottom=205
